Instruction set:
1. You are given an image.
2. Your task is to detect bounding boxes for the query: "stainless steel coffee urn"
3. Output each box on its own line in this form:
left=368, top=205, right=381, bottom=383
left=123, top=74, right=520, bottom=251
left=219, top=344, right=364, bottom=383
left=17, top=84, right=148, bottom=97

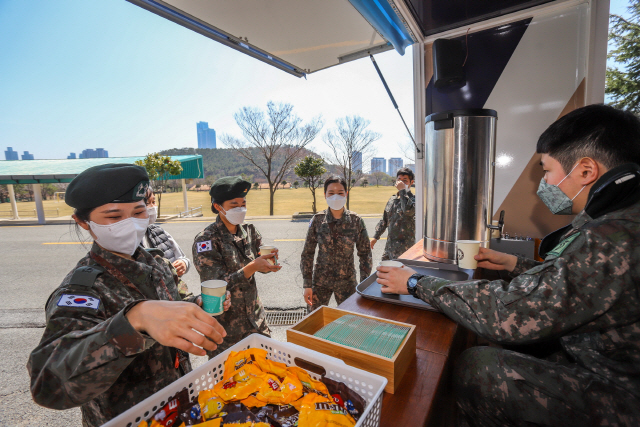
left=424, top=109, right=498, bottom=263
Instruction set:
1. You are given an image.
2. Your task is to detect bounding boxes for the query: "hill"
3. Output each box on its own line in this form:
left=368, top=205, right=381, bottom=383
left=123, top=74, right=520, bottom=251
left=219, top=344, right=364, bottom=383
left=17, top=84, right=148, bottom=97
left=160, top=147, right=322, bottom=184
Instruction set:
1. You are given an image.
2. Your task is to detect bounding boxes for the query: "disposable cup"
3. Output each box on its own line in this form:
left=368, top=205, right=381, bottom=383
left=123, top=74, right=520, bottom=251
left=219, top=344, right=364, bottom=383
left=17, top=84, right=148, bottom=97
left=456, top=240, right=481, bottom=269
left=378, top=260, right=404, bottom=268
left=201, top=280, right=227, bottom=316
left=259, top=245, right=278, bottom=265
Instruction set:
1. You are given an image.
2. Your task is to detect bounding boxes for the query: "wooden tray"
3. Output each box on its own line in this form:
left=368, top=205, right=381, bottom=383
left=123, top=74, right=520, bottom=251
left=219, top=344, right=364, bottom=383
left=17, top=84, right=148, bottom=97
left=286, top=306, right=416, bottom=394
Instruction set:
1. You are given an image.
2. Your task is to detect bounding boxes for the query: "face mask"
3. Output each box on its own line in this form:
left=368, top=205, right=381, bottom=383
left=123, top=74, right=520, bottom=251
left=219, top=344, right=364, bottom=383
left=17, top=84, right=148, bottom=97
left=536, top=162, right=587, bottom=215
left=146, top=206, right=158, bottom=225
left=326, top=194, right=347, bottom=211
left=89, top=217, right=149, bottom=256
left=220, top=206, right=247, bottom=225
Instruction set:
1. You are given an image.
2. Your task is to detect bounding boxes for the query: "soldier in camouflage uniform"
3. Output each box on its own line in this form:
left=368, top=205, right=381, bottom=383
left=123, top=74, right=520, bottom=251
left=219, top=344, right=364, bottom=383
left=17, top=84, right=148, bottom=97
left=193, top=176, right=281, bottom=358
left=28, top=164, right=227, bottom=427
left=371, top=167, right=416, bottom=260
left=301, top=176, right=372, bottom=311
left=377, top=105, right=640, bottom=425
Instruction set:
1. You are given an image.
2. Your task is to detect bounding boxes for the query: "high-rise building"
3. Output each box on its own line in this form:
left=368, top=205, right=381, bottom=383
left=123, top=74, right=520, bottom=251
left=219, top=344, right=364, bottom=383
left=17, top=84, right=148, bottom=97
left=67, top=153, right=76, bottom=159
left=21, top=151, right=34, bottom=160
left=371, top=157, right=386, bottom=174
left=351, top=151, right=362, bottom=172
left=4, top=147, right=19, bottom=161
left=79, top=148, right=109, bottom=159
left=388, top=158, right=403, bottom=175
left=197, top=122, right=217, bottom=149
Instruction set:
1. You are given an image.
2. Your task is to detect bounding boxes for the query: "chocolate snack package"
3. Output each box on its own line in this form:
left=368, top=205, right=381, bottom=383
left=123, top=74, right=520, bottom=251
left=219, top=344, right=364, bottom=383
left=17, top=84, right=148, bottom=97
left=297, top=392, right=356, bottom=427
left=198, top=390, right=226, bottom=421
left=178, top=400, right=202, bottom=426
left=323, top=378, right=366, bottom=421
left=268, top=404, right=300, bottom=427
left=220, top=404, right=258, bottom=425
left=149, top=388, right=190, bottom=427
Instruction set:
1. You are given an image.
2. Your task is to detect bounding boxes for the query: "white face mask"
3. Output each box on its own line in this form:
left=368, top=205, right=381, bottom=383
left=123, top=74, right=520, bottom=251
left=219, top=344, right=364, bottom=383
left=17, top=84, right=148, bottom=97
left=220, top=206, right=247, bottom=225
left=146, top=206, right=158, bottom=225
left=89, top=217, right=149, bottom=256
left=326, top=194, right=347, bottom=211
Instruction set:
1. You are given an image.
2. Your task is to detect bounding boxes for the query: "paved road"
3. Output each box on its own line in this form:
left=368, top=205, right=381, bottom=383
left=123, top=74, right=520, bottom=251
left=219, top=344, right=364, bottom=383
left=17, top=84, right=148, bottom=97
left=0, top=216, right=387, bottom=426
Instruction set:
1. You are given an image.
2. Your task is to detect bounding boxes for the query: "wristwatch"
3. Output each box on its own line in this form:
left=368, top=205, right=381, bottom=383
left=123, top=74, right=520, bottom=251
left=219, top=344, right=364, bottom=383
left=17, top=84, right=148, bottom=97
left=407, top=273, right=423, bottom=297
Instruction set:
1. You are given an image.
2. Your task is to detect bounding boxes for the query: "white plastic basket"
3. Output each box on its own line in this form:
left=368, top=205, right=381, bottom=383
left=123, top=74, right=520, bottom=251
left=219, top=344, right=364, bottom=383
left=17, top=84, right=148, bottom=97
left=102, top=334, right=387, bottom=427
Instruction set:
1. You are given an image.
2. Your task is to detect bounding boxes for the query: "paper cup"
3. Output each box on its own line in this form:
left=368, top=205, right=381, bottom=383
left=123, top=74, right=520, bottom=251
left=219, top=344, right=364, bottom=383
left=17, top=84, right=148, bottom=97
left=378, top=260, right=404, bottom=268
left=259, top=245, right=278, bottom=265
left=201, top=280, right=227, bottom=316
left=456, top=240, right=481, bottom=269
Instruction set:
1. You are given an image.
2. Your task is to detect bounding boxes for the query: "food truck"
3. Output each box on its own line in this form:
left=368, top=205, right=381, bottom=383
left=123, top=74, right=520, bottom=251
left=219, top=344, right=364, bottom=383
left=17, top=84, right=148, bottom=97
left=109, top=1, right=612, bottom=425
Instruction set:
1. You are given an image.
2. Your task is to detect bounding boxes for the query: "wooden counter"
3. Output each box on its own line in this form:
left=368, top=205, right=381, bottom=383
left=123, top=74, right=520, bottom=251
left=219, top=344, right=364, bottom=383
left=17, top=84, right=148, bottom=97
left=337, top=239, right=471, bottom=427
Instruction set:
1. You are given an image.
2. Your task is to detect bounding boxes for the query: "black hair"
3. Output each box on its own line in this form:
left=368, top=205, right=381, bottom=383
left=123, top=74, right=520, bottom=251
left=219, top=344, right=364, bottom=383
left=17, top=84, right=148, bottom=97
left=211, top=199, right=220, bottom=215
left=396, top=167, right=415, bottom=181
left=536, top=104, right=640, bottom=173
left=324, top=175, right=347, bottom=193
left=73, top=207, right=94, bottom=223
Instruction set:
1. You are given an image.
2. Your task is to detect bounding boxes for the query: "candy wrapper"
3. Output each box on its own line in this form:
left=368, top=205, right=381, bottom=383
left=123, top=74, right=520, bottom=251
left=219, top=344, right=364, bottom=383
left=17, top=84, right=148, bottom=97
left=268, top=404, right=300, bottom=427
left=178, top=400, right=202, bottom=426
left=323, top=378, right=366, bottom=421
left=215, top=363, right=263, bottom=402
left=198, top=390, right=226, bottom=421
left=148, top=388, right=190, bottom=427
left=297, top=392, right=356, bottom=427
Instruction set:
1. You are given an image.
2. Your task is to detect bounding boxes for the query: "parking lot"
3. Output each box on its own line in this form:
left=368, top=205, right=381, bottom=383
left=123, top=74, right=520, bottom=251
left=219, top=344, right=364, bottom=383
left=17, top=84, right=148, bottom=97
left=0, top=216, right=386, bottom=426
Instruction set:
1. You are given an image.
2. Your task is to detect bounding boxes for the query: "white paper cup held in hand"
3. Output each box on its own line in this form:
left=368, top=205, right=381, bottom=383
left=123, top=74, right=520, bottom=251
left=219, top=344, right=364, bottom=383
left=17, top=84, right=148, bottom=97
left=456, top=240, right=481, bottom=269
left=378, top=260, right=404, bottom=268
left=201, top=280, right=227, bottom=316
left=259, top=245, right=278, bottom=265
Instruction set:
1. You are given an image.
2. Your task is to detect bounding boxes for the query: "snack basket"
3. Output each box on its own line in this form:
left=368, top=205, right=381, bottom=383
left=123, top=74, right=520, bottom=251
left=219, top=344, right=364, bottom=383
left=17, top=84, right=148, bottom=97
left=102, top=333, right=387, bottom=427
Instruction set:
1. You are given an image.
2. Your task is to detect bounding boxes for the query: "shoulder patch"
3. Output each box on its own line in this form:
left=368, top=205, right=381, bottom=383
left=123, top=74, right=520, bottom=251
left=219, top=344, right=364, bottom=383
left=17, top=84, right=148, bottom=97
left=309, top=218, right=314, bottom=228
left=197, top=240, right=213, bottom=253
left=69, top=265, right=104, bottom=288
left=57, top=294, right=100, bottom=310
left=546, top=232, right=581, bottom=259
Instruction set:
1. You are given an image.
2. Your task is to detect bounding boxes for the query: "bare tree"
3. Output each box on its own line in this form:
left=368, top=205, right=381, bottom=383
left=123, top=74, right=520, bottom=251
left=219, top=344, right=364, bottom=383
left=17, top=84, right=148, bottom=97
left=324, top=116, right=381, bottom=209
left=223, top=102, right=323, bottom=215
left=371, top=171, right=390, bottom=187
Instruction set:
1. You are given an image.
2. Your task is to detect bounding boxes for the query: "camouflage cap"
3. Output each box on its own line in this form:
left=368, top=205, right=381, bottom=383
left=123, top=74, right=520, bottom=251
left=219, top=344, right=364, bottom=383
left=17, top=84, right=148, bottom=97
left=210, top=176, right=251, bottom=204
left=66, top=164, right=150, bottom=209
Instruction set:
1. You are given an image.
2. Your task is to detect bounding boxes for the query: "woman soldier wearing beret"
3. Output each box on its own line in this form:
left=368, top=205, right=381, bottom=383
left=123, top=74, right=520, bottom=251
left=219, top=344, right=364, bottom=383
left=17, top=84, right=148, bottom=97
left=193, top=176, right=281, bottom=357
left=27, top=164, right=229, bottom=427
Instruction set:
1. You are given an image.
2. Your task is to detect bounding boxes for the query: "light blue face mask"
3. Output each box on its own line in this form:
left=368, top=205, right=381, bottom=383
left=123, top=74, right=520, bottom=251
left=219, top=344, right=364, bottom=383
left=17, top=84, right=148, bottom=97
left=536, top=162, right=587, bottom=215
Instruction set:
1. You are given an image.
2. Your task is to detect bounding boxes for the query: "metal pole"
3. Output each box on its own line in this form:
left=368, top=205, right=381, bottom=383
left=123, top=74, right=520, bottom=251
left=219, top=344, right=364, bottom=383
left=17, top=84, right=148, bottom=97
left=32, top=183, right=45, bottom=224
left=412, top=42, right=426, bottom=243
left=181, top=179, right=188, bottom=213
left=8, top=184, right=19, bottom=219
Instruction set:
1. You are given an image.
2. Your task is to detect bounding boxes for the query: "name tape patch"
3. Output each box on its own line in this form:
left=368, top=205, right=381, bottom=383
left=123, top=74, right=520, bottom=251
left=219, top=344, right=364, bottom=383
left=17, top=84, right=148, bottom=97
left=197, top=240, right=212, bottom=253
left=57, top=294, right=100, bottom=310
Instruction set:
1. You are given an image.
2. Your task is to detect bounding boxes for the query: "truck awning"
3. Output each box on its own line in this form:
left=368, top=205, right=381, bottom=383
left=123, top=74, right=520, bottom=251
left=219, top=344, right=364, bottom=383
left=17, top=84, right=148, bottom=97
left=127, top=0, right=416, bottom=76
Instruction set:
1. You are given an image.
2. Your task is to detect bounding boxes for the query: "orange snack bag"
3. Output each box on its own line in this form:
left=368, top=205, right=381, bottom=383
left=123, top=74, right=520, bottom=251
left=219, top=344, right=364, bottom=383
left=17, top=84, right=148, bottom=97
left=197, top=418, right=221, bottom=427
left=214, top=363, right=263, bottom=402
left=254, top=371, right=303, bottom=405
left=298, top=392, right=356, bottom=427
left=198, top=389, right=226, bottom=421
left=289, top=367, right=330, bottom=396
left=240, top=393, right=264, bottom=408
left=223, top=349, right=269, bottom=381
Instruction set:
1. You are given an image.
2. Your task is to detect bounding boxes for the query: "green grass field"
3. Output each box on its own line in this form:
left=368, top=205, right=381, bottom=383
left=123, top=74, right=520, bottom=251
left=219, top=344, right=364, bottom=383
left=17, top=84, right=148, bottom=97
left=0, top=186, right=399, bottom=218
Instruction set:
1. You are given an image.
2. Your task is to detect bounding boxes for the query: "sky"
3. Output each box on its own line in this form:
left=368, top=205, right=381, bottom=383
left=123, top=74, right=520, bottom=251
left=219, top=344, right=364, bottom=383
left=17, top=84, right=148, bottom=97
left=0, top=0, right=631, bottom=167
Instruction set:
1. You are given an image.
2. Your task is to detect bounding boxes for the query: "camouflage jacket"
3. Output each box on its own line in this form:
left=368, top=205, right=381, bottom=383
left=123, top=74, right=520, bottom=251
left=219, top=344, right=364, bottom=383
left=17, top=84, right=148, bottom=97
left=192, top=216, right=269, bottom=343
left=415, top=200, right=640, bottom=399
left=27, top=243, right=194, bottom=427
left=301, top=209, right=373, bottom=289
left=373, top=189, right=416, bottom=259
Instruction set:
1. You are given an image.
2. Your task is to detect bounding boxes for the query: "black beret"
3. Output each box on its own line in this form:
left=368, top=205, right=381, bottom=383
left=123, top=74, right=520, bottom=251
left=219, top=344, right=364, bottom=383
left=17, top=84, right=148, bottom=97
left=66, top=164, right=150, bottom=209
left=210, top=176, right=251, bottom=204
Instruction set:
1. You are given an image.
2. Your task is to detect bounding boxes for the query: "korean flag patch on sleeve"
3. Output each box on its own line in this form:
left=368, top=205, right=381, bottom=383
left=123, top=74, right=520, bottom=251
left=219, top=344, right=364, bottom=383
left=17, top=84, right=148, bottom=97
left=57, top=294, right=100, bottom=310
left=197, top=240, right=212, bottom=253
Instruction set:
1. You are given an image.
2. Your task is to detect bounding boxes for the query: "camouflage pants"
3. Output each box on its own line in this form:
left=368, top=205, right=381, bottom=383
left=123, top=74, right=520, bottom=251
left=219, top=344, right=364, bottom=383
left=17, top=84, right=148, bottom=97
left=455, top=347, right=640, bottom=427
left=310, top=282, right=356, bottom=311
